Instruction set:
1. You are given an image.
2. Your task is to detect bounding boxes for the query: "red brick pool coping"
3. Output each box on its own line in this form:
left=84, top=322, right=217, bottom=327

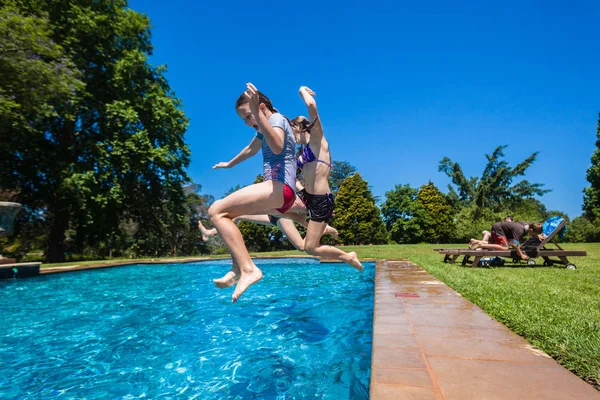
left=38, top=256, right=600, bottom=398
left=371, top=260, right=600, bottom=399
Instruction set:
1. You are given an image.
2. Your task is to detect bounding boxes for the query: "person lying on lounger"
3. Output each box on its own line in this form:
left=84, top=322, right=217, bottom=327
left=469, top=216, right=513, bottom=249
left=469, top=221, right=543, bottom=260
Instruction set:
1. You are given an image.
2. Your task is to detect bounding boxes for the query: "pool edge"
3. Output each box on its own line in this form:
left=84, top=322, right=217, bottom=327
left=39, top=255, right=382, bottom=275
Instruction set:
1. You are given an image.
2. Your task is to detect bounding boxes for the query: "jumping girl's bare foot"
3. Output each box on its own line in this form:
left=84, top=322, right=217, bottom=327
left=198, top=220, right=216, bottom=242
left=343, top=251, right=363, bottom=272
left=213, top=270, right=240, bottom=288
left=232, top=265, right=263, bottom=302
left=324, top=226, right=339, bottom=239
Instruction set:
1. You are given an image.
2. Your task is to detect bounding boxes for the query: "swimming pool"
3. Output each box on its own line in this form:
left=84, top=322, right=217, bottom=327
left=0, top=258, right=374, bottom=399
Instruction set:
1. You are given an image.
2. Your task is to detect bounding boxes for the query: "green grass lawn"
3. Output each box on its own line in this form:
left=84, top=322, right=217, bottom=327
left=39, top=243, right=600, bottom=388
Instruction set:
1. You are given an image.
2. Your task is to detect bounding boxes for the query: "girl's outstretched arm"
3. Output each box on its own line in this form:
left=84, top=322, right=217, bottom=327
left=213, top=136, right=262, bottom=169
left=299, top=86, right=323, bottom=140
left=246, top=83, right=284, bottom=154
left=299, top=86, right=318, bottom=121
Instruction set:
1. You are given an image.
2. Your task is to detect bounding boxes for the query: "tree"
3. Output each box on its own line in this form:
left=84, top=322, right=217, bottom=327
left=381, top=185, right=418, bottom=230
left=333, top=173, right=388, bottom=245
left=439, top=145, right=549, bottom=219
left=175, top=184, right=213, bottom=256
left=0, top=1, right=191, bottom=262
left=381, top=184, right=430, bottom=244
left=0, top=2, right=83, bottom=140
left=510, top=198, right=551, bottom=223
left=0, top=2, right=83, bottom=201
left=329, top=161, right=357, bottom=195
left=0, top=3, right=83, bottom=261
left=564, top=216, right=600, bottom=243
left=416, top=182, right=455, bottom=243
left=583, top=113, right=600, bottom=222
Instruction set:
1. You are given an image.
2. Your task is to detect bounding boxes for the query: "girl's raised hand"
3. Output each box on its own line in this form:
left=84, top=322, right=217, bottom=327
left=300, top=86, right=316, bottom=96
left=245, top=82, right=261, bottom=116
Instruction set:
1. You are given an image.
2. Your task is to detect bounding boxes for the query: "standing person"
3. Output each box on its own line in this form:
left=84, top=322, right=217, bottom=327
left=208, top=83, right=297, bottom=302
left=291, top=86, right=362, bottom=271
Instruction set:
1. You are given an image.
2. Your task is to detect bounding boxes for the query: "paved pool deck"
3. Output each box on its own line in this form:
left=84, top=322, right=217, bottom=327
left=370, top=259, right=600, bottom=400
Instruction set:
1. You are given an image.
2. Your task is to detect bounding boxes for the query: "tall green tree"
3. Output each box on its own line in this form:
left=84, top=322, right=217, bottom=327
left=583, top=113, right=600, bottom=222
left=381, top=184, right=417, bottom=226
left=439, top=145, right=549, bottom=219
left=416, top=182, right=455, bottom=243
left=333, top=173, right=388, bottom=245
left=329, top=161, right=357, bottom=195
left=1, top=1, right=191, bottom=262
left=381, top=184, right=429, bottom=244
left=0, top=2, right=83, bottom=203
left=0, top=3, right=83, bottom=261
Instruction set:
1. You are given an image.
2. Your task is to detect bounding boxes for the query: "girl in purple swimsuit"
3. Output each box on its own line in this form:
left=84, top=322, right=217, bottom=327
left=291, top=86, right=363, bottom=271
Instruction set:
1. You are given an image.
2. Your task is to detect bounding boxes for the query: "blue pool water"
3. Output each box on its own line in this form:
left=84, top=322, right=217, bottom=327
left=0, top=258, right=374, bottom=399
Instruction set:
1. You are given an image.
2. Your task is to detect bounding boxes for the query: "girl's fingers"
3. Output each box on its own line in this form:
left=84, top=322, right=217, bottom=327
left=245, top=86, right=258, bottom=101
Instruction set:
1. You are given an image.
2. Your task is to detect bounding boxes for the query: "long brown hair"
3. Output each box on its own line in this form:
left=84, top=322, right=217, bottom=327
left=291, top=115, right=319, bottom=133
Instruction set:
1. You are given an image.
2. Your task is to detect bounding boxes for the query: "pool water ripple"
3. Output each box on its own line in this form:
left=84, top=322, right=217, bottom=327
left=1, top=258, right=374, bottom=399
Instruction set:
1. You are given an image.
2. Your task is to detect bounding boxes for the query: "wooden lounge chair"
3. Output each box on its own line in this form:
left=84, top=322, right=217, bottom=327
left=434, top=218, right=586, bottom=269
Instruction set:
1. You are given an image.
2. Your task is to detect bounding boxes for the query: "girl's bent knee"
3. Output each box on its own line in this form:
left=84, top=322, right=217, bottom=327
left=208, top=200, right=223, bottom=221
left=304, top=243, right=318, bottom=255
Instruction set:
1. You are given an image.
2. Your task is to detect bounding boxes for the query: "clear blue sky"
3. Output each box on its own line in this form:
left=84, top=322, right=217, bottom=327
left=129, top=0, right=599, bottom=218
